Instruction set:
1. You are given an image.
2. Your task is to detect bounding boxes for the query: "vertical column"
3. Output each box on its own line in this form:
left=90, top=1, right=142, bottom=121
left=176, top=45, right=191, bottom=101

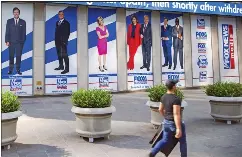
left=33, top=3, right=45, bottom=95
left=236, top=17, right=242, bottom=83
left=77, top=6, right=88, bottom=89
left=116, top=8, right=127, bottom=91
left=151, top=11, right=161, bottom=86
left=183, top=13, right=192, bottom=87
left=211, top=15, right=220, bottom=83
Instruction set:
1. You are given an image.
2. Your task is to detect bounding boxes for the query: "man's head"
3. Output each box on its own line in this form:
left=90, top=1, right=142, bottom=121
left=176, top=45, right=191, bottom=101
left=58, top=10, right=64, bottom=20
left=175, top=18, right=179, bottom=26
left=164, top=17, right=168, bottom=25
left=165, top=79, right=179, bottom=91
left=144, top=15, right=149, bottom=24
left=13, top=7, right=20, bottom=19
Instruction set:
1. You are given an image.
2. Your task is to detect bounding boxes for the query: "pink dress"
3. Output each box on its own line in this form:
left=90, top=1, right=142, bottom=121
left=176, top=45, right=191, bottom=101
left=96, top=26, right=108, bottom=55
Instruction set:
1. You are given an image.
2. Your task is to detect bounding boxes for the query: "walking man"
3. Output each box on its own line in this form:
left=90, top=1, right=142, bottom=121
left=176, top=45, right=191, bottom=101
left=149, top=79, right=187, bottom=157
left=5, top=7, right=26, bottom=75
left=55, top=10, right=70, bottom=74
left=172, top=18, right=183, bottom=70
left=161, top=17, right=172, bottom=69
left=140, top=15, right=152, bottom=71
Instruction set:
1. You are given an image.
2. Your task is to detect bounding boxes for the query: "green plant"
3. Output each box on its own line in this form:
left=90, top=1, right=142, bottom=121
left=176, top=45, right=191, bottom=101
left=204, top=82, right=242, bottom=97
left=71, top=89, right=112, bottom=108
left=1, top=92, right=21, bottom=113
left=148, top=84, right=184, bottom=102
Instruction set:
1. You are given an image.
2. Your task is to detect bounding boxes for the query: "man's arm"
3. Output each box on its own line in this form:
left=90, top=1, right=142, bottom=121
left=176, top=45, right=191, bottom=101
left=64, top=21, right=70, bottom=44
left=173, top=98, right=182, bottom=138
left=23, top=20, right=26, bottom=42
left=158, top=102, right=165, bottom=116
left=5, top=20, right=10, bottom=44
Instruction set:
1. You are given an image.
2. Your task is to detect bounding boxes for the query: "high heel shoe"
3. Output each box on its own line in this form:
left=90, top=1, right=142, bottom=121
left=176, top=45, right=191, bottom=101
left=99, top=66, right=104, bottom=72
left=103, top=65, right=107, bottom=71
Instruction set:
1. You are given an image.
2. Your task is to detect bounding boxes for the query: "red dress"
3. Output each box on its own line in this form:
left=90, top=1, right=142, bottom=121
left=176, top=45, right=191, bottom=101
left=127, top=23, right=141, bottom=70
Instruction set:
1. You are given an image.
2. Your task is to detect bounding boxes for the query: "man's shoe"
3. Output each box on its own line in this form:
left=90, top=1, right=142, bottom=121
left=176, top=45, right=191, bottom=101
left=173, top=66, right=176, bottom=70
left=147, top=67, right=150, bottom=71
left=162, top=64, right=168, bottom=67
left=61, top=69, right=69, bottom=74
left=148, top=152, right=155, bottom=157
left=17, top=70, right=22, bottom=75
left=181, top=66, right=184, bottom=69
left=140, top=65, right=146, bottom=69
left=168, top=65, right=172, bottom=69
left=8, top=71, right=12, bottom=75
left=55, top=67, right=64, bottom=70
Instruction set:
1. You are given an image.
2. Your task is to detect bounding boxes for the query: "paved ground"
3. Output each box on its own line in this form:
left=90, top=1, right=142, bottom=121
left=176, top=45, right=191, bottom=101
left=2, top=90, right=242, bottom=157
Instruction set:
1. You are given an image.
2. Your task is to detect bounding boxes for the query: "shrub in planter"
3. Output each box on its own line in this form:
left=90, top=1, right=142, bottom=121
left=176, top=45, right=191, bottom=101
left=146, top=84, right=185, bottom=128
left=1, top=92, right=22, bottom=147
left=205, top=82, right=242, bottom=124
left=71, top=89, right=116, bottom=142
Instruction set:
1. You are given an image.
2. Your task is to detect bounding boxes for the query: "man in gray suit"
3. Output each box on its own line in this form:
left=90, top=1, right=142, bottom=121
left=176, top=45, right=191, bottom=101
left=5, top=7, right=26, bottom=75
left=140, top=15, right=152, bottom=71
left=172, top=18, right=183, bottom=70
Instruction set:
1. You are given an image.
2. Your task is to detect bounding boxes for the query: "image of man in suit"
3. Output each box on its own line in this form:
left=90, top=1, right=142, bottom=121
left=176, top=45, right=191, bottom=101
left=55, top=10, right=70, bottom=74
left=172, top=18, right=183, bottom=70
left=5, top=7, right=26, bottom=75
left=140, top=15, right=152, bottom=71
left=161, top=17, right=172, bottom=69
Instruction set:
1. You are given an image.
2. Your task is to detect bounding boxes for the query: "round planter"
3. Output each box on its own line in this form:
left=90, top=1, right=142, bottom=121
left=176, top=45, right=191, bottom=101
left=1, top=111, right=22, bottom=147
left=71, top=106, right=116, bottom=142
left=146, top=100, right=187, bottom=129
left=207, top=96, right=242, bottom=124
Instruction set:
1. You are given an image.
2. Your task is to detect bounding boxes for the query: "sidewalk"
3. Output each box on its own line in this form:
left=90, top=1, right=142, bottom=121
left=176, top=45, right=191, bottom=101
left=2, top=90, right=242, bottom=157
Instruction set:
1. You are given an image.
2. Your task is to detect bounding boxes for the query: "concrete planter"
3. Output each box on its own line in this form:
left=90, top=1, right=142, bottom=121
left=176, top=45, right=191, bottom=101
left=207, top=96, right=242, bottom=124
left=146, top=100, right=187, bottom=129
left=1, top=111, right=22, bottom=147
left=71, top=106, right=116, bottom=142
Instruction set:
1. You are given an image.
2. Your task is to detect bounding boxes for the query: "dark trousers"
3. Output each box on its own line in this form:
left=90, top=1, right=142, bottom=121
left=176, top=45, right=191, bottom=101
left=9, top=43, right=24, bottom=71
left=56, top=42, right=69, bottom=70
left=163, top=45, right=172, bottom=66
left=173, top=45, right=183, bottom=68
left=142, top=43, right=151, bottom=68
left=151, top=119, right=187, bottom=157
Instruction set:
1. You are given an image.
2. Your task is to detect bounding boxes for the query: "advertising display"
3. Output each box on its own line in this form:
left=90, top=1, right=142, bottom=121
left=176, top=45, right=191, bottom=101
left=218, top=17, right=239, bottom=83
left=160, top=13, right=184, bottom=87
left=45, top=5, right=77, bottom=94
left=126, top=10, right=153, bottom=90
left=1, top=3, right=33, bottom=95
left=191, top=15, right=213, bottom=86
left=88, top=8, right=117, bottom=91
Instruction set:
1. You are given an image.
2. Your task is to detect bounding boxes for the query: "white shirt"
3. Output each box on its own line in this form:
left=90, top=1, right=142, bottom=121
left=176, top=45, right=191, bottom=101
left=58, top=19, right=64, bottom=25
left=14, top=18, right=19, bottom=25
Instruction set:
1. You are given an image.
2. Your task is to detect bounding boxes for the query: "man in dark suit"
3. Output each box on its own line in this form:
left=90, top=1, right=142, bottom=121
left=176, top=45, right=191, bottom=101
left=5, top=7, right=26, bottom=75
left=172, top=18, right=183, bottom=70
left=140, top=15, right=152, bottom=71
left=161, top=17, right=172, bottom=69
left=55, top=10, right=70, bottom=74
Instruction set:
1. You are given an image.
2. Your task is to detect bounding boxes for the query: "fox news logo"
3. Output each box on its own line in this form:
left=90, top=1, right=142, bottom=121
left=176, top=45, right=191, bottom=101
left=197, top=55, right=208, bottom=68
left=10, top=79, right=22, bottom=91
left=57, top=78, right=67, bottom=89
left=198, top=43, right=206, bottom=53
left=99, top=76, right=109, bottom=88
left=168, top=75, right=179, bottom=80
left=197, top=18, right=205, bottom=29
left=199, top=71, right=207, bottom=82
left=134, top=75, right=147, bottom=84
left=222, top=24, right=235, bottom=69
left=196, top=32, right=207, bottom=40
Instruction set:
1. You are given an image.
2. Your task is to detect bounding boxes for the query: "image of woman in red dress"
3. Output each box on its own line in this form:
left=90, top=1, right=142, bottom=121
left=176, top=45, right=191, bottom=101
left=127, top=15, right=141, bottom=70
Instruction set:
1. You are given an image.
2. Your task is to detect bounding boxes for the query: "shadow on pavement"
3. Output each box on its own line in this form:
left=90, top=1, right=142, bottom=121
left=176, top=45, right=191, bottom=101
left=2, top=143, right=72, bottom=157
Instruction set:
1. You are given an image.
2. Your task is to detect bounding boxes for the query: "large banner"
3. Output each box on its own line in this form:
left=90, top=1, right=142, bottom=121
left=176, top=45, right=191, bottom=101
left=191, top=15, right=213, bottom=86
left=88, top=8, right=117, bottom=91
left=126, top=10, right=153, bottom=90
left=218, top=17, right=239, bottom=83
left=160, top=13, right=184, bottom=87
left=1, top=3, right=33, bottom=96
left=45, top=5, right=77, bottom=94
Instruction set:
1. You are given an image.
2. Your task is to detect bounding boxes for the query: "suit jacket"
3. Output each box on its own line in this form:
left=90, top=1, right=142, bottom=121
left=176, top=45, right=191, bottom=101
left=161, top=24, right=172, bottom=47
left=127, top=23, right=141, bottom=47
left=55, top=19, right=70, bottom=45
left=172, top=25, right=183, bottom=48
left=5, top=18, right=26, bottom=44
left=140, top=23, right=152, bottom=46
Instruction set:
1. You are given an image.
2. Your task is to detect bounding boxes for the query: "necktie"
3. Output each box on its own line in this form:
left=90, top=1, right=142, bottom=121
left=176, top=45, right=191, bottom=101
left=58, top=20, right=62, bottom=25
left=15, top=19, right=18, bottom=25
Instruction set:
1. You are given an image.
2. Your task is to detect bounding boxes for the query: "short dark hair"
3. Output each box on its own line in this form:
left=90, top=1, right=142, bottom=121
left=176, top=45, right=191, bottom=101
left=164, top=17, right=168, bottom=21
left=165, top=79, right=178, bottom=90
left=131, top=15, right=138, bottom=23
left=13, top=7, right=20, bottom=14
left=58, top=10, right=64, bottom=14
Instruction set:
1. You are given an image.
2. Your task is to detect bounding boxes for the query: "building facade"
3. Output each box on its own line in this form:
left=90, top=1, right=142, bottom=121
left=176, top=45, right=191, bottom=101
left=1, top=2, right=242, bottom=96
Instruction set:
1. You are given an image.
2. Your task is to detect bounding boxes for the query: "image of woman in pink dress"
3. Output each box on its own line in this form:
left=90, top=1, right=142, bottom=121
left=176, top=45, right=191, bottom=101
left=96, top=16, right=109, bottom=72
